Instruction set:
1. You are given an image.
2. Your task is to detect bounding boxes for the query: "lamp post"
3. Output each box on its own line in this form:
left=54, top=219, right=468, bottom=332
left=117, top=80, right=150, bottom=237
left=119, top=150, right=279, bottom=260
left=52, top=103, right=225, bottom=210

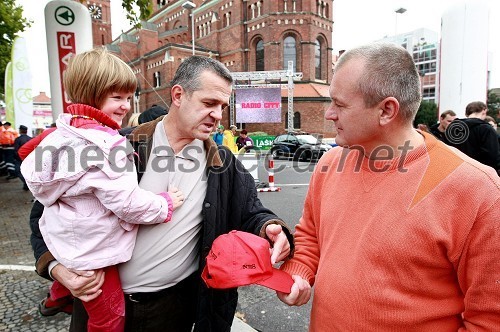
left=394, top=7, right=406, bottom=35
left=182, top=1, right=197, bottom=55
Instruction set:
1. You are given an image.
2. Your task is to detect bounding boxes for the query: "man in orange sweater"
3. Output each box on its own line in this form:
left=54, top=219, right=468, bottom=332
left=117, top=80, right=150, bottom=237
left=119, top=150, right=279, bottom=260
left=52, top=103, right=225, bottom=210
left=277, top=42, right=500, bottom=330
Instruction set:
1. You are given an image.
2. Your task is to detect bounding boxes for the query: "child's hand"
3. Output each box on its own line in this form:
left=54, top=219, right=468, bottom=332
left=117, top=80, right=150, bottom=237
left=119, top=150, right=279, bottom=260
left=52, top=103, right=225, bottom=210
left=168, top=187, right=184, bottom=210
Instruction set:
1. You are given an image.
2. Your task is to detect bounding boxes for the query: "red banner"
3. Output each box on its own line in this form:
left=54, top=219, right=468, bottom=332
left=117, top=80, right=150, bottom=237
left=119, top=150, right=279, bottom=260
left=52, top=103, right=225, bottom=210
left=56, top=31, right=76, bottom=113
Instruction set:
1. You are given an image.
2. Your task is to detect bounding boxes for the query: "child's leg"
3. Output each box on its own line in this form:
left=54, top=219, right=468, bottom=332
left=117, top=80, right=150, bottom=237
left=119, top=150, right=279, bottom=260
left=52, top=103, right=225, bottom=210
left=82, top=265, right=125, bottom=332
left=49, top=280, right=72, bottom=300
left=38, top=281, right=74, bottom=316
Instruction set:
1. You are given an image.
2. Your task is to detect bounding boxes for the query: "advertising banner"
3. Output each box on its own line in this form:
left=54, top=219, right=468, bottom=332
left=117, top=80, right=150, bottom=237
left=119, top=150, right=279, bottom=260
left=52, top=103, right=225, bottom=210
left=12, top=37, right=33, bottom=133
left=45, top=0, right=92, bottom=118
left=4, top=62, right=14, bottom=124
left=250, top=135, right=275, bottom=150
left=235, top=88, right=282, bottom=123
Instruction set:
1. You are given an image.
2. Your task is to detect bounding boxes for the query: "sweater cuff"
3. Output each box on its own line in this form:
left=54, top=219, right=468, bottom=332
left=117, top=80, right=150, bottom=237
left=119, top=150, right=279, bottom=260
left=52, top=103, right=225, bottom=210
left=280, top=260, right=315, bottom=286
left=36, top=251, right=56, bottom=281
left=158, top=192, right=173, bottom=222
left=259, top=219, right=295, bottom=259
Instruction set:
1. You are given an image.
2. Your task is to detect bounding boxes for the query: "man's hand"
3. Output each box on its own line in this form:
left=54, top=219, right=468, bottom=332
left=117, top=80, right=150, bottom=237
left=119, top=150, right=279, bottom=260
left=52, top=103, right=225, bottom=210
left=277, top=275, right=311, bottom=306
left=265, top=224, right=290, bottom=264
left=51, top=264, right=105, bottom=302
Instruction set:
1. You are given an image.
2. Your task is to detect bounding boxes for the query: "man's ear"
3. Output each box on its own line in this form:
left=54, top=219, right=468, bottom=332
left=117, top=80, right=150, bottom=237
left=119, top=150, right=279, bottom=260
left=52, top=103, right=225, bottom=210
left=170, top=85, right=183, bottom=106
left=378, top=97, right=399, bottom=126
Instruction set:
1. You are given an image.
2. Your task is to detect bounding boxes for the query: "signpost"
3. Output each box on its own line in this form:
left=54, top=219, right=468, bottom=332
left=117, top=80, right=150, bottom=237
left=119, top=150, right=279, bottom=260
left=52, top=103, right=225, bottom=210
left=45, top=0, right=92, bottom=119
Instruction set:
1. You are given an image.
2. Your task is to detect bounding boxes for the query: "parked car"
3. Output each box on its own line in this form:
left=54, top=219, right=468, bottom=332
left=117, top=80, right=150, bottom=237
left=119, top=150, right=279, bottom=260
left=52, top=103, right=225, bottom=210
left=270, top=133, right=332, bottom=161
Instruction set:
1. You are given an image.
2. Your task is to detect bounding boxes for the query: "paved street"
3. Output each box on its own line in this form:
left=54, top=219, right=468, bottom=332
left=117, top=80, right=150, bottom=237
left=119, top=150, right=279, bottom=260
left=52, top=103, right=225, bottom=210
left=0, top=158, right=315, bottom=331
left=0, top=177, right=257, bottom=331
left=0, top=176, right=71, bottom=331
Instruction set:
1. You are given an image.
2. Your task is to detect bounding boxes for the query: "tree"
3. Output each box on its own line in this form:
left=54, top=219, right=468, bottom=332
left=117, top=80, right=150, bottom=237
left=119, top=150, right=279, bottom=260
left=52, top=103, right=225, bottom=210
left=487, top=89, right=500, bottom=120
left=121, top=0, right=153, bottom=27
left=77, top=0, right=153, bottom=28
left=0, top=0, right=31, bottom=99
left=414, top=100, right=438, bottom=128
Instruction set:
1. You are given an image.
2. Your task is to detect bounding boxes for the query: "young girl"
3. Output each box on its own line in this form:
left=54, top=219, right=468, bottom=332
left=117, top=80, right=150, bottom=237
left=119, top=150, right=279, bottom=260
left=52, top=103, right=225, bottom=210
left=21, top=48, right=184, bottom=331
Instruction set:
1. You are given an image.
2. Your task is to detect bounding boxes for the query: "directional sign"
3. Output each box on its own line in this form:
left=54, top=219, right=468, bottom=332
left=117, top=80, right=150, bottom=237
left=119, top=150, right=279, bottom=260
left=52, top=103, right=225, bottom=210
left=45, top=0, right=92, bottom=119
left=54, top=6, right=75, bottom=26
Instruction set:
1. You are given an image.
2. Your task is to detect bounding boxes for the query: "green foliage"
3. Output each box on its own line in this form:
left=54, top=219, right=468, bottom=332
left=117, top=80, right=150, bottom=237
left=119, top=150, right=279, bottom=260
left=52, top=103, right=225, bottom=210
left=122, top=0, right=153, bottom=29
left=414, top=100, right=438, bottom=128
left=77, top=0, right=152, bottom=28
left=0, top=0, right=31, bottom=98
left=487, top=89, right=500, bottom=120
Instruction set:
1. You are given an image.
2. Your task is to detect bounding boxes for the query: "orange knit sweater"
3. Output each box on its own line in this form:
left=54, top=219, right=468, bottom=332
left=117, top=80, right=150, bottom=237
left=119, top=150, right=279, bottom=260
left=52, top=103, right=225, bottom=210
left=281, top=132, right=500, bottom=331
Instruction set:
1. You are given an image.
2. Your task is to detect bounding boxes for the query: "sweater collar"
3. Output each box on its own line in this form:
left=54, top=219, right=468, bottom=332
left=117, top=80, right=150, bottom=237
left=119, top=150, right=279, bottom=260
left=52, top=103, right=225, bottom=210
left=67, top=104, right=121, bottom=130
left=359, top=131, right=436, bottom=172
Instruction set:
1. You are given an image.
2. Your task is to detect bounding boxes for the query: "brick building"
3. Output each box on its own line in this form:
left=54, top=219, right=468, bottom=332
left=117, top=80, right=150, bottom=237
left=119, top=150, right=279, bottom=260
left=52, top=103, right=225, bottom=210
left=83, top=0, right=335, bottom=137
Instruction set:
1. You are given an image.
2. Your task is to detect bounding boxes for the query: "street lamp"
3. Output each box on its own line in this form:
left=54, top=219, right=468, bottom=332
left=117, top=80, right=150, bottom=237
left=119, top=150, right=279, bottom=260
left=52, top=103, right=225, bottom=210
left=182, top=1, right=197, bottom=55
left=394, top=7, right=406, bottom=35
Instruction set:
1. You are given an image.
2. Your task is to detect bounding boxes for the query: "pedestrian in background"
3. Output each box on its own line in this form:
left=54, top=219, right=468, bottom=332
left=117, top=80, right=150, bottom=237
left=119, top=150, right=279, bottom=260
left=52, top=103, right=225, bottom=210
left=485, top=115, right=500, bottom=145
left=138, top=104, right=168, bottom=124
left=22, top=48, right=184, bottom=331
left=445, top=101, right=500, bottom=175
left=277, top=42, right=500, bottom=330
left=0, top=121, right=19, bottom=179
left=0, top=121, right=6, bottom=176
left=223, top=125, right=238, bottom=153
left=429, top=109, right=456, bottom=142
left=13, top=125, right=31, bottom=190
left=213, top=124, right=224, bottom=145
left=236, top=129, right=254, bottom=152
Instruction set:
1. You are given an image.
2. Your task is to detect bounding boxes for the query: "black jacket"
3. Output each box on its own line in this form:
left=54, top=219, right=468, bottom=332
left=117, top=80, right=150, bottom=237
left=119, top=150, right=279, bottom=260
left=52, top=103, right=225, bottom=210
left=445, top=118, right=500, bottom=174
left=13, top=134, right=32, bottom=161
left=30, top=117, right=294, bottom=331
left=429, top=123, right=447, bottom=142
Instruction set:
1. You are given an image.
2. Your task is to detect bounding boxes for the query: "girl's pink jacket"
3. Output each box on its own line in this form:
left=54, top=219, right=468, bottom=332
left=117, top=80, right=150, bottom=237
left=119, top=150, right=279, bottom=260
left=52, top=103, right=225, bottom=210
left=21, top=112, right=172, bottom=270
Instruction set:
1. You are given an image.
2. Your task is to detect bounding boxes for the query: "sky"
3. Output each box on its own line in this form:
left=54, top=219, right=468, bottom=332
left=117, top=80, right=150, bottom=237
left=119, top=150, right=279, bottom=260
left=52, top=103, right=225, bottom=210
left=15, top=0, right=500, bottom=97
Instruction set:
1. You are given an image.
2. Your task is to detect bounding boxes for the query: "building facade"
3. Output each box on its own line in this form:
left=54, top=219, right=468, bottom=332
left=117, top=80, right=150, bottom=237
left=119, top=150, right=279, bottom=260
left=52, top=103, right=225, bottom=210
left=104, top=0, right=335, bottom=137
left=378, top=28, right=440, bottom=104
left=84, top=0, right=113, bottom=47
left=33, top=92, right=54, bottom=132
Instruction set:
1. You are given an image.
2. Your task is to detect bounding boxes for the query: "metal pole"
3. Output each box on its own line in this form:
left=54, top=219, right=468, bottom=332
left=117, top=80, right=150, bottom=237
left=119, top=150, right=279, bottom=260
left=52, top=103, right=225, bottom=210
left=191, top=11, right=195, bottom=55
left=287, top=61, right=294, bottom=132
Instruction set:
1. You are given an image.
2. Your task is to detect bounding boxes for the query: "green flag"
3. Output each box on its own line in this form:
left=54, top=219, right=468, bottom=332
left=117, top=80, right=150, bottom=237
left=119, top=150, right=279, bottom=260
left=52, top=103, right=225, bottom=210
left=4, top=61, right=14, bottom=125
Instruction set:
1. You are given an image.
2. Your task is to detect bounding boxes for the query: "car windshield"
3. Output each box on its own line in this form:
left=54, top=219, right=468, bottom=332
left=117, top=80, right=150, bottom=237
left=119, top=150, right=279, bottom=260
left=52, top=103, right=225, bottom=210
left=297, top=135, right=318, bottom=144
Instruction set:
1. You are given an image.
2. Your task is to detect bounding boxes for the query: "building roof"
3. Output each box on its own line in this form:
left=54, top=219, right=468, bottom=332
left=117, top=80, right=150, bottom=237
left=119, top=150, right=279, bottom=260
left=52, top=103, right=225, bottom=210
left=33, top=92, right=51, bottom=103
left=281, top=83, right=330, bottom=98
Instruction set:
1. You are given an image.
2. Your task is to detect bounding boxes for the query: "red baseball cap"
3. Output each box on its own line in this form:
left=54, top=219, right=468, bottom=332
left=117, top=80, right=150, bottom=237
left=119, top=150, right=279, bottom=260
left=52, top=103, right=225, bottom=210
left=201, top=230, right=294, bottom=293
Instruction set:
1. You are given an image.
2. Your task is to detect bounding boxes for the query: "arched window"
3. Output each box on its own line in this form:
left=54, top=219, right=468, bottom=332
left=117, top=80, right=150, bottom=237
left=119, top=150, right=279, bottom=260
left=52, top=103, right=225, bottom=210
left=256, top=39, right=264, bottom=71
left=284, top=111, right=301, bottom=130
left=283, top=36, right=296, bottom=71
left=294, top=112, right=301, bottom=129
left=315, top=39, right=322, bottom=80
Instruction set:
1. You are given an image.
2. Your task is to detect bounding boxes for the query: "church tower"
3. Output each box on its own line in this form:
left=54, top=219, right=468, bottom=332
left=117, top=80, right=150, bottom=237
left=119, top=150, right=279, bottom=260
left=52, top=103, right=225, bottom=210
left=83, top=0, right=112, bottom=46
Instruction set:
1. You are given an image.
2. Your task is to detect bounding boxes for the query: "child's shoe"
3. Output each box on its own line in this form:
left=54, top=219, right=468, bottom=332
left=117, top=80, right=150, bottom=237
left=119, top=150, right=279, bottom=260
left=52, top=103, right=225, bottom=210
left=38, top=293, right=73, bottom=316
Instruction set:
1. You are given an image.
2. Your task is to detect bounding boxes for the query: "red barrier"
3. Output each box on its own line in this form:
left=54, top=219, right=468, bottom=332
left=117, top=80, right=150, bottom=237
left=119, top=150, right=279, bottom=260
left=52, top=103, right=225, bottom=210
left=256, top=158, right=281, bottom=192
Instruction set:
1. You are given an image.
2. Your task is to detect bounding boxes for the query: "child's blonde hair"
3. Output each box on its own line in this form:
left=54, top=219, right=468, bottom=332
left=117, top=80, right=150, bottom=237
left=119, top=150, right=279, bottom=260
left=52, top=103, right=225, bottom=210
left=63, top=47, right=137, bottom=109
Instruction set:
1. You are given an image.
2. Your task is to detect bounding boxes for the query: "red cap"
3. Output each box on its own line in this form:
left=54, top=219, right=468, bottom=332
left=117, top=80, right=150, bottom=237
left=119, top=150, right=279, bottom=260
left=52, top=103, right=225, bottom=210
left=201, top=230, right=294, bottom=293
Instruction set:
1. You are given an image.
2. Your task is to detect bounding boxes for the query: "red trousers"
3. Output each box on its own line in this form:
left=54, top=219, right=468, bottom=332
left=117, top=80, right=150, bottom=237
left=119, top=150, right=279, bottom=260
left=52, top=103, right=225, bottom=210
left=51, top=265, right=125, bottom=331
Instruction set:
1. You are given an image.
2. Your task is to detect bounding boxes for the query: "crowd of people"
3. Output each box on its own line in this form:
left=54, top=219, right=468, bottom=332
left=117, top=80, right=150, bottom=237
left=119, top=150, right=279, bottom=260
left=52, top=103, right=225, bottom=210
left=4, top=42, right=500, bottom=331
left=421, top=102, right=500, bottom=175
left=211, top=124, right=255, bottom=153
left=0, top=121, right=33, bottom=190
